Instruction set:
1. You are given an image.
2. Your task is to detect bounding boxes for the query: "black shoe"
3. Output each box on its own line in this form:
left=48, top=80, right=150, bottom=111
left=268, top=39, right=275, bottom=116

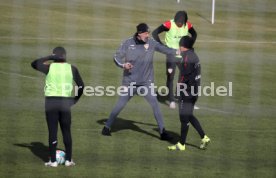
left=102, top=126, right=111, bottom=136
left=160, top=129, right=173, bottom=140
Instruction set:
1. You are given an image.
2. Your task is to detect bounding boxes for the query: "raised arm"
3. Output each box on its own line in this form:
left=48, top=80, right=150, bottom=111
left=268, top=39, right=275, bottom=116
left=31, top=55, right=64, bottom=74
left=31, top=56, right=52, bottom=74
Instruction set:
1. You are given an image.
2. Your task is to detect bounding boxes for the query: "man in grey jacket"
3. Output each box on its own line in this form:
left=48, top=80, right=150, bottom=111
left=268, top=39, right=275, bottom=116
left=102, top=23, right=179, bottom=140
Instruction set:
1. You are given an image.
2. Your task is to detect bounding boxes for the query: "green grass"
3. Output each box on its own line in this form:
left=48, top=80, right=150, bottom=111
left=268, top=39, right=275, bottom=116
left=0, top=0, right=275, bottom=177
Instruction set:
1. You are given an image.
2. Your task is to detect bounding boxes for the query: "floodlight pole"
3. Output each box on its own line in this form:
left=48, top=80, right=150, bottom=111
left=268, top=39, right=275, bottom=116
left=211, top=0, right=215, bottom=24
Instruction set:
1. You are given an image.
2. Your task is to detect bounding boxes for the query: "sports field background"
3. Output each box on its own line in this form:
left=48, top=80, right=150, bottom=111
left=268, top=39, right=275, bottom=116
left=0, top=0, right=275, bottom=177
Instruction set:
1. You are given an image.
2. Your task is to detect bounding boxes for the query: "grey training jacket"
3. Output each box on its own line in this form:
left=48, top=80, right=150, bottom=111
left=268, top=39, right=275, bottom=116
left=114, top=36, right=176, bottom=86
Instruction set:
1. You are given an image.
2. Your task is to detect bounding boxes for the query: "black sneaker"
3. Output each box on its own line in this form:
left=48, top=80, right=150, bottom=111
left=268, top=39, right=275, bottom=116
left=160, top=128, right=173, bottom=140
left=102, top=126, right=111, bottom=136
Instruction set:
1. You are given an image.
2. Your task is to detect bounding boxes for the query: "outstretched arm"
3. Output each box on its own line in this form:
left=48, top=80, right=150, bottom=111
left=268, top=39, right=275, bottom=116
left=154, top=40, right=177, bottom=56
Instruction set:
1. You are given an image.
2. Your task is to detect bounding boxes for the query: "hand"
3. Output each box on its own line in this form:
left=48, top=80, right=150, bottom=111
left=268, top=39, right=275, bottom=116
left=123, top=62, right=133, bottom=70
left=50, top=54, right=65, bottom=62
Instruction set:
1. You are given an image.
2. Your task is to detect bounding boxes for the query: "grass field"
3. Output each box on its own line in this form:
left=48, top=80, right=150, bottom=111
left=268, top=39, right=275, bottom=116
left=0, top=0, right=275, bottom=177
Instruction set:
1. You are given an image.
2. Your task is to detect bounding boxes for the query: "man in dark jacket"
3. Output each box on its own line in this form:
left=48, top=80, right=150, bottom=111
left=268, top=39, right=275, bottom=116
left=168, top=36, right=210, bottom=151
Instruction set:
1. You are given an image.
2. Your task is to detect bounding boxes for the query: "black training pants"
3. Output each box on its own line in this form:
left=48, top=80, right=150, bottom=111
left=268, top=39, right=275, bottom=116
left=166, top=54, right=180, bottom=102
left=45, top=97, right=73, bottom=162
left=178, top=95, right=205, bottom=145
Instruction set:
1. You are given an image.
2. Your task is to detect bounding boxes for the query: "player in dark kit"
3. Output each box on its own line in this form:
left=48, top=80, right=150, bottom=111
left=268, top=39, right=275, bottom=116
left=168, top=36, right=210, bottom=151
left=31, top=47, right=84, bottom=167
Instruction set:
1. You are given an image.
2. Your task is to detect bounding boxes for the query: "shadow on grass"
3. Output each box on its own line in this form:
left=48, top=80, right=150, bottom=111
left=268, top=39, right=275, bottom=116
left=14, top=142, right=49, bottom=162
left=97, top=118, right=198, bottom=149
left=156, top=92, right=169, bottom=106
left=156, top=92, right=180, bottom=107
left=97, top=118, right=160, bottom=140
left=152, top=128, right=200, bottom=149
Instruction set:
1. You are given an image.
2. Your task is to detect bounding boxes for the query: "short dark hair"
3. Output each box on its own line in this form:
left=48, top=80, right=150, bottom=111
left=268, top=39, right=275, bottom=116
left=136, top=23, right=150, bottom=34
left=179, top=36, right=194, bottom=49
left=52, top=46, right=66, bottom=57
left=174, top=11, right=188, bottom=25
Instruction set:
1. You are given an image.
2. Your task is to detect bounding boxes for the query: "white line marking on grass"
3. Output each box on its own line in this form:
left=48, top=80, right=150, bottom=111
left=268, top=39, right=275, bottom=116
left=0, top=36, right=275, bottom=44
left=0, top=70, right=37, bottom=80
left=197, top=106, right=233, bottom=114
left=1, top=128, right=273, bottom=134
left=72, top=128, right=276, bottom=133
left=0, top=36, right=121, bottom=42
left=197, top=40, right=276, bottom=44
left=228, top=129, right=276, bottom=133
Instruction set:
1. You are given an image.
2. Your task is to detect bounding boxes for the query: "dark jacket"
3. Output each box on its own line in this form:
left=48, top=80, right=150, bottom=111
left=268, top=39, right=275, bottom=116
left=178, top=49, right=201, bottom=97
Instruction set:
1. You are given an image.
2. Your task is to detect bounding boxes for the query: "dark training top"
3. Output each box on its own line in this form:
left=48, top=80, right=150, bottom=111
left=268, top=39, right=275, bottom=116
left=178, top=49, right=201, bottom=96
left=31, top=56, right=84, bottom=103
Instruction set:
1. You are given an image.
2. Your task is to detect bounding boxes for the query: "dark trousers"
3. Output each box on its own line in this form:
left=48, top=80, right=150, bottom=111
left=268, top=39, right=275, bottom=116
left=166, top=54, right=180, bottom=102
left=45, top=97, right=73, bottom=162
left=178, top=95, right=205, bottom=145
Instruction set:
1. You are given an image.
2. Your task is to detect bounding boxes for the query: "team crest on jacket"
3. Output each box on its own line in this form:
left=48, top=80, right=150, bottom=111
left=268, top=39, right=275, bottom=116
left=144, top=44, right=149, bottom=50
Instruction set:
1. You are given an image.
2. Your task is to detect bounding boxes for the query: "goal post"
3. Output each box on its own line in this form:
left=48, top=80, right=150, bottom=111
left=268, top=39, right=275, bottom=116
left=211, top=0, right=215, bottom=24
left=176, top=0, right=216, bottom=24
